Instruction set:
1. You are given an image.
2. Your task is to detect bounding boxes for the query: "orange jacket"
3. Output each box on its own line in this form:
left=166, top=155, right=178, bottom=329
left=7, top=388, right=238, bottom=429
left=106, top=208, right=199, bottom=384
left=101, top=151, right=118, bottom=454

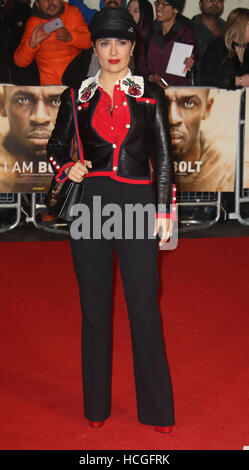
left=14, top=3, right=91, bottom=85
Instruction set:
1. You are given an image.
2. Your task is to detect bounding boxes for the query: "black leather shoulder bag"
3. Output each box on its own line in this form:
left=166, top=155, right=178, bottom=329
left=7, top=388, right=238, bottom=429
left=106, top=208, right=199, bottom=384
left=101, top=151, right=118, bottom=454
left=45, top=88, right=85, bottom=222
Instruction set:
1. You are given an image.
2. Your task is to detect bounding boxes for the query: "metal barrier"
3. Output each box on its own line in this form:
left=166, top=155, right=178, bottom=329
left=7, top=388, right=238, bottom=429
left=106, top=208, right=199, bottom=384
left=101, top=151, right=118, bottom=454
left=234, top=89, right=249, bottom=226
left=177, top=191, right=223, bottom=232
left=0, top=193, right=22, bottom=233
left=28, top=189, right=222, bottom=235
left=0, top=189, right=225, bottom=235
left=29, top=192, right=69, bottom=234
left=0, top=189, right=228, bottom=238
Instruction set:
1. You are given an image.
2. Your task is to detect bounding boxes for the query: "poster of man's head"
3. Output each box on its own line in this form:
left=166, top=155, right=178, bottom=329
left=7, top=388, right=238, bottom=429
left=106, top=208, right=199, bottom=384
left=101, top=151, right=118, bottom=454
left=164, top=87, right=240, bottom=192
left=244, top=89, right=249, bottom=189
left=0, top=85, right=65, bottom=193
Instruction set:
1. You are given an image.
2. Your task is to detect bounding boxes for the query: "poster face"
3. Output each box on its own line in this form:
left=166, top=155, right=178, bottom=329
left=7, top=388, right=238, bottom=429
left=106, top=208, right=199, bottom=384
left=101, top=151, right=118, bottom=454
left=164, top=88, right=240, bottom=192
left=0, top=85, right=66, bottom=193
left=244, top=89, right=249, bottom=189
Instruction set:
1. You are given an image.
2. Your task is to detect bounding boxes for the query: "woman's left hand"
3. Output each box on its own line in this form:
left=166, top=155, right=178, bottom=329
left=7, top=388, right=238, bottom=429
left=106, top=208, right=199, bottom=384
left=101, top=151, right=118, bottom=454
left=184, top=55, right=194, bottom=72
left=153, top=217, right=173, bottom=247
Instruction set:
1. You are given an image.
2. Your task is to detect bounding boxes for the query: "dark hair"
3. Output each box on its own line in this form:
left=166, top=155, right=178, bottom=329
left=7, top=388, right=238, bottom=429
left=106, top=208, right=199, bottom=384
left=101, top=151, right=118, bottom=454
left=166, top=0, right=185, bottom=13
left=127, top=0, right=154, bottom=29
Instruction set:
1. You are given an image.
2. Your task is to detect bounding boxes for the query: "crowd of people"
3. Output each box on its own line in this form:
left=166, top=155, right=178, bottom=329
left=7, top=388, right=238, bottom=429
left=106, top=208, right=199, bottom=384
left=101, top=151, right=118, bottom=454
left=0, top=0, right=248, bottom=89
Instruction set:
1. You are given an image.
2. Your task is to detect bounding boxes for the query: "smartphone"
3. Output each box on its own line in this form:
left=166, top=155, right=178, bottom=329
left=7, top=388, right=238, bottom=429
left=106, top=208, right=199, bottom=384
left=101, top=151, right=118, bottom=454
left=43, top=17, right=64, bottom=34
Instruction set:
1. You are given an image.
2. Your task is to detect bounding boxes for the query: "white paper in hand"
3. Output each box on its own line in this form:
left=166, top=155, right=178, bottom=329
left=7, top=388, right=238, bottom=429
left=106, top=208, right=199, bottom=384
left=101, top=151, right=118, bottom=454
left=166, top=42, right=194, bottom=77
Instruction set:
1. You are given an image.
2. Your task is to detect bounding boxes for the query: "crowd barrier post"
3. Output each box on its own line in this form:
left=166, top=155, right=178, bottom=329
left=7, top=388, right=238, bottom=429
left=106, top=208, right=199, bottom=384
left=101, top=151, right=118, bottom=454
left=233, top=89, right=249, bottom=226
left=0, top=193, right=22, bottom=234
left=30, top=192, right=69, bottom=234
left=176, top=191, right=222, bottom=232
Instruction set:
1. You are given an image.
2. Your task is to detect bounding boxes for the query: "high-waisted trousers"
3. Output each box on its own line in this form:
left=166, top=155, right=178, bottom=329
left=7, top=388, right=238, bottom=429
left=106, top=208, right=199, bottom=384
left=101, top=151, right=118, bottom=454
left=70, top=177, right=175, bottom=426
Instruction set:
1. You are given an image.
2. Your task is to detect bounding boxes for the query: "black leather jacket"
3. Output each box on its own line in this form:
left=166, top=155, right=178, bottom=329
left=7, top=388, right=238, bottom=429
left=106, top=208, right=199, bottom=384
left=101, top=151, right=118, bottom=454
left=47, top=76, right=175, bottom=212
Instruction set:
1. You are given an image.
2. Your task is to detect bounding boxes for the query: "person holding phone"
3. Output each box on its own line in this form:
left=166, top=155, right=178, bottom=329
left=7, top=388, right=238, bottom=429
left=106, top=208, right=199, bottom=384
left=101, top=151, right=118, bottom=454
left=14, top=0, right=91, bottom=85
left=47, top=7, right=176, bottom=432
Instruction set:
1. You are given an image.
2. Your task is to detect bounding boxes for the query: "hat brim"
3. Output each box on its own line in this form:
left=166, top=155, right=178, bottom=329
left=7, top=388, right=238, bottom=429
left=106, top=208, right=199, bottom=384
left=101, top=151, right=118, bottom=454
left=92, top=30, right=135, bottom=41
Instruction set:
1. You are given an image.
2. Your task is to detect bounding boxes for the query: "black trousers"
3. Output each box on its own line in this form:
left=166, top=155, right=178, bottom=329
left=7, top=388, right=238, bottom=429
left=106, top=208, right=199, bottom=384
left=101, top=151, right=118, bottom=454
left=70, top=178, right=175, bottom=426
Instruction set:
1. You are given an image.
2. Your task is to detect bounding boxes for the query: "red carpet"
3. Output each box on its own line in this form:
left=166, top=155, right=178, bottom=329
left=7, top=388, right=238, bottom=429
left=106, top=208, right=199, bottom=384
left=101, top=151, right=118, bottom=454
left=0, top=237, right=249, bottom=450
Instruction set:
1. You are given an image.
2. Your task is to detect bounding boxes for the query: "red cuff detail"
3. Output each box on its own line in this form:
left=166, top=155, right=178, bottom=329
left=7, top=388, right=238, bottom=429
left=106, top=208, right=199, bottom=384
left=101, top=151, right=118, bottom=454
left=55, top=162, right=75, bottom=183
left=155, top=213, right=171, bottom=219
left=155, top=211, right=177, bottom=221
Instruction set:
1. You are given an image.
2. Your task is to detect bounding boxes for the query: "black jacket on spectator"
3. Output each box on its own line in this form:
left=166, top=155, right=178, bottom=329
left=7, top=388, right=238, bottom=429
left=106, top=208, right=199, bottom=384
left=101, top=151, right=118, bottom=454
left=200, top=36, right=249, bottom=89
left=191, top=15, right=226, bottom=84
left=191, top=14, right=226, bottom=61
left=0, top=0, right=39, bottom=84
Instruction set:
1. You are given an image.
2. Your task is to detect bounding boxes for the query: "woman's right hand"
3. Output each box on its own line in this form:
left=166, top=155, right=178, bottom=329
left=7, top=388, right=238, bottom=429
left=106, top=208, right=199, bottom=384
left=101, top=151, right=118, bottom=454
left=65, top=160, right=92, bottom=182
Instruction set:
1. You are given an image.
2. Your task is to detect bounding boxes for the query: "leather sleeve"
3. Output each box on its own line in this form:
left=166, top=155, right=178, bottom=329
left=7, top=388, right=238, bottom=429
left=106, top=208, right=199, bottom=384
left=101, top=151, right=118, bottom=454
left=149, top=83, right=176, bottom=217
left=46, top=87, right=75, bottom=181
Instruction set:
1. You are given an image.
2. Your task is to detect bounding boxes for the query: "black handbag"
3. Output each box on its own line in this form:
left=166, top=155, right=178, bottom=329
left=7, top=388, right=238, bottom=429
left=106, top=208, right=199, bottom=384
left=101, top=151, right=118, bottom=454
left=44, top=177, right=85, bottom=222
left=45, top=88, right=85, bottom=222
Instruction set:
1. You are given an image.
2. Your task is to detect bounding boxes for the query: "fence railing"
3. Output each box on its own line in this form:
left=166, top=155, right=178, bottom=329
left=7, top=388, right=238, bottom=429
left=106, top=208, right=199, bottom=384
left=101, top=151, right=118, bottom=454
left=234, top=89, right=249, bottom=226
left=0, top=193, right=22, bottom=234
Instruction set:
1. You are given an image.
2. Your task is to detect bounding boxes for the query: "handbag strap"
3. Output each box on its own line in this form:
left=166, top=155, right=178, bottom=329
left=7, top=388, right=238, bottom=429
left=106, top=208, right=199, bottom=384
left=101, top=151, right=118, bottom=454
left=70, top=88, right=85, bottom=164
left=69, top=132, right=76, bottom=159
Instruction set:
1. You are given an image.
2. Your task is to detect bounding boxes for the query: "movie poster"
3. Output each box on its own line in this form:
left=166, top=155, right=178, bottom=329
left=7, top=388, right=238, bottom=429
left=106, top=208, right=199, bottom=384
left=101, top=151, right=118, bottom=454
left=0, top=85, right=66, bottom=193
left=243, top=88, right=249, bottom=189
left=0, top=85, right=241, bottom=194
left=164, top=88, right=240, bottom=192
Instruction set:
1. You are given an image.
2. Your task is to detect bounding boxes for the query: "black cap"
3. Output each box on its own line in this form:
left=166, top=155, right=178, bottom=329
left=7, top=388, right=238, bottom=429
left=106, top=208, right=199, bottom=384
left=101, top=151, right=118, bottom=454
left=89, top=7, right=138, bottom=42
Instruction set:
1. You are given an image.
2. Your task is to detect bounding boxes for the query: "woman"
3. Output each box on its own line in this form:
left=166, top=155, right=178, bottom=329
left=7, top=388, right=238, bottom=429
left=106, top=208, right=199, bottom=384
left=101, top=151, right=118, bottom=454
left=200, top=8, right=249, bottom=89
left=127, top=0, right=154, bottom=72
left=47, top=7, right=175, bottom=433
left=137, top=0, right=198, bottom=87
left=127, top=0, right=154, bottom=28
